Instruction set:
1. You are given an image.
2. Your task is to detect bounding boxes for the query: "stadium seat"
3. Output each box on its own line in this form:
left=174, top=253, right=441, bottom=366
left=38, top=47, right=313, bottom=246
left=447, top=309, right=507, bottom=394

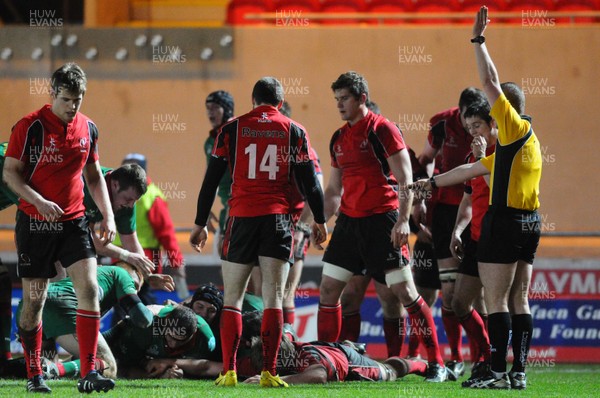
left=226, top=0, right=275, bottom=25
left=272, top=0, right=320, bottom=13
left=410, top=0, right=461, bottom=24
left=458, top=0, right=507, bottom=13
left=320, top=0, right=368, bottom=25
left=366, top=0, right=414, bottom=24
left=554, top=0, right=600, bottom=23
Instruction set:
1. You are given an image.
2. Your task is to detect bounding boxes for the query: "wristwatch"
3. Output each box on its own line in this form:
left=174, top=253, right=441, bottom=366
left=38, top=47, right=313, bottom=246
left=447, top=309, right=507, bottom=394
left=471, top=36, right=485, bottom=44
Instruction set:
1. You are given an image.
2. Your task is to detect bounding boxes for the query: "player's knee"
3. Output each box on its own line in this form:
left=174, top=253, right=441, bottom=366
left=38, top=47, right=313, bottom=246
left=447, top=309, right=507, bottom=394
left=451, top=295, right=470, bottom=317
left=320, top=263, right=352, bottom=302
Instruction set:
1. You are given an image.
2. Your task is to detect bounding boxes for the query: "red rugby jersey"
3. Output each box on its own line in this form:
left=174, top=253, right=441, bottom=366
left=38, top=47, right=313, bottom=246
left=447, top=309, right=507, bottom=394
left=292, top=342, right=349, bottom=382
left=464, top=145, right=495, bottom=241
left=6, top=105, right=99, bottom=221
left=428, top=107, right=474, bottom=206
left=212, top=105, right=311, bottom=217
left=330, top=111, right=406, bottom=217
left=289, top=146, right=321, bottom=216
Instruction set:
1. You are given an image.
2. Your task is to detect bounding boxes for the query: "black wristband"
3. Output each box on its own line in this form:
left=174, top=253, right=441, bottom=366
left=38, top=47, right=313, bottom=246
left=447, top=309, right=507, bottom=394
left=471, top=36, right=485, bottom=44
left=429, top=176, right=437, bottom=189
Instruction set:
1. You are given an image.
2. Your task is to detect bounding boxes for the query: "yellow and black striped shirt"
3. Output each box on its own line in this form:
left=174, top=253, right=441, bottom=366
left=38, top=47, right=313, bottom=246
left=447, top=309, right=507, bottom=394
left=480, top=94, right=542, bottom=211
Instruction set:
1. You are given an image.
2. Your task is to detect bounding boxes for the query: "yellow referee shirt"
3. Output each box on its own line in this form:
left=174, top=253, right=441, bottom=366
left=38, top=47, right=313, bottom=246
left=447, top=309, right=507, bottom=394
left=480, top=94, right=542, bottom=211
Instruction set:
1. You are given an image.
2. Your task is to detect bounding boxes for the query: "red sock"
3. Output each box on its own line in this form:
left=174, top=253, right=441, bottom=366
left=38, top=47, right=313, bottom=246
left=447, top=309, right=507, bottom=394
left=383, top=317, right=404, bottom=357
left=441, top=306, right=463, bottom=362
left=56, top=361, right=66, bottom=377
left=76, top=309, right=100, bottom=377
left=283, top=307, right=295, bottom=325
left=406, top=296, right=443, bottom=366
left=318, top=303, right=341, bottom=342
left=406, top=358, right=428, bottom=376
left=407, top=317, right=420, bottom=358
left=262, top=308, right=283, bottom=375
left=339, top=311, right=361, bottom=342
left=220, top=307, right=242, bottom=373
left=469, top=332, right=479, bottom=363
left=460, top=309, right=490, bottom=362
left=19, top=322, right=43, bottom=379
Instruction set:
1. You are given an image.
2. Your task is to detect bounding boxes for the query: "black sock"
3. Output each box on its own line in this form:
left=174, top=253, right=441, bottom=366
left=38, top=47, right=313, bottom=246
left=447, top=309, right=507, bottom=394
left=511, top=314, right=533, bottom=373
left=488, top=312, right=511, bottom=374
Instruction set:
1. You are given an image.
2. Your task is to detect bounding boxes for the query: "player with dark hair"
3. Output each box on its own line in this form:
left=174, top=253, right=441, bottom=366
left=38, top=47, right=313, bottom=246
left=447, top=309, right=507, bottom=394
left=204, top=90, right=235, bottom=252
left=190, top=77, right=326, bottom=387
left=317, top=71, right=446, bottom=382
left=413, top=86, right=488, bottom=379
left=411, top=7, right=542, bottom=389
left=243, top=333, right=428, bottom=385
left=9, top=264, right=151, bottom=380
left=105, top=305, right=215, bottom=379
left=447, top=100, right=495, bottom=380
left=3, top=62, right=116, bottom=393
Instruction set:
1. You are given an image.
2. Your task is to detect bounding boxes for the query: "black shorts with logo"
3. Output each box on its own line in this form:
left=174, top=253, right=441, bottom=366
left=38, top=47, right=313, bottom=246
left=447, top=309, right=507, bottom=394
left=221, top=214, right=293, bottom=265
left=477, top=208, right=541, bottom=264
left=322, top=211, right=410, bottom=285
left=15, top=211, right=96, bottom=278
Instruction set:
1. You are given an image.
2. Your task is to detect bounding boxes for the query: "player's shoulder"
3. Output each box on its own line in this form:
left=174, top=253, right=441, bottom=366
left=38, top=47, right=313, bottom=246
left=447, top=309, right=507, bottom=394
left=12, top=107, right=45, bottom=132
left=430, top=107, right=459, bottom=123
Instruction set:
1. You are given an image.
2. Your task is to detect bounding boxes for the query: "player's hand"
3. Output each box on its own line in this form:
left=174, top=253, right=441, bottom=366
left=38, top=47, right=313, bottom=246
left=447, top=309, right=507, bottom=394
left=207, top=211, right=219, bottom=234
left=391, top=219, right=410, bottom=249
left=473, top=6, right=489, bottom=38
left=408, top=179, right=433, bottom=194
left=126, top=252, right=155, bottom=278
left=243, top=375, right=261, bottom=384
left=417, top=223, right=433, bottom=244
left=450, top=233, right=464, bottom=261
left=311, top=223, right=327, bottom=250
left=96, top=217, right=116, bottom=246
left=189, top=224, right=208, bottom=252
left=163, top=298, right=179, bottom=307
left=34, top=199, right=64, bottom=222
left=147, top=274, right=175, bottom=292
left=160, top=365, right=183, bottom=379
left=471, top=136, right=487, bottom=159
left=145, top=359, right=175, bottom=378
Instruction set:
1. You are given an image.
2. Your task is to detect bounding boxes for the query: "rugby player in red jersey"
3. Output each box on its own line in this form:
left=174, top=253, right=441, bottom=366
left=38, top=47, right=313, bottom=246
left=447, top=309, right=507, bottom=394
left=316, top=71, right=446, bottom=382
left=190, top=77, right=326, bottom=387
left=4, top=63, right=116, bottom=393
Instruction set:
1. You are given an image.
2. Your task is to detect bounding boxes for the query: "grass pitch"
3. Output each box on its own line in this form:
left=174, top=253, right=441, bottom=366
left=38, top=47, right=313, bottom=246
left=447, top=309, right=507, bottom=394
left=0, top=365, right=598, bottom=397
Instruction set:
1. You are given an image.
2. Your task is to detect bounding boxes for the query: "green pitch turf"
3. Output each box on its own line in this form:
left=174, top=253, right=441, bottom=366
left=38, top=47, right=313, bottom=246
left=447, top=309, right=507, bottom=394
left=1, top=365, right=598, bottom=397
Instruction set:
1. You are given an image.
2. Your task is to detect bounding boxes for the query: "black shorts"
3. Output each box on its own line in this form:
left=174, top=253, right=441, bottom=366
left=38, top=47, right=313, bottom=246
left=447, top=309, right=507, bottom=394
left=411, top=239, right=441, bottom=290
left=322, top=211, right=410, bottom=285
left=477, top=208, right=541, bottom=264
left=221, top=214, right=293, bottom=265
left=15, top=211, right=96, bottom=279
left=458, top=236, right=479, bottom=277
left=432, top=203, right=470, bottom=260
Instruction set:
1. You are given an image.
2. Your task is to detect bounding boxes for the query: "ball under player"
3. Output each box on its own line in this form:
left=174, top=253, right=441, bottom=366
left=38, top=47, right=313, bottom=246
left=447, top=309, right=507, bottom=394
left=190, top=77, right=326, bottom=387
